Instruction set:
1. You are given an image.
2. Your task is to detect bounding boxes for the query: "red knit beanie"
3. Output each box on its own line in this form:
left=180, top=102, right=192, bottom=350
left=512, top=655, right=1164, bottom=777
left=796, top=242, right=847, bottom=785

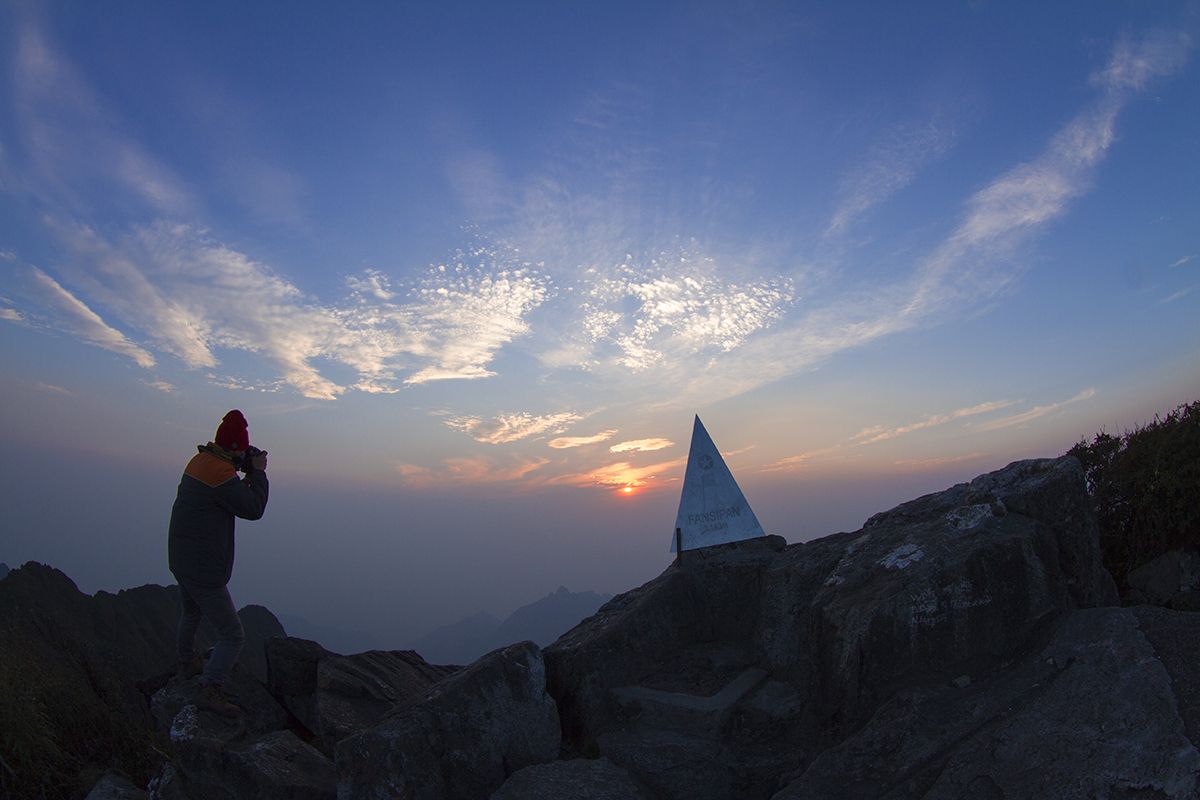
left=214, top=410, right=250, bottom=451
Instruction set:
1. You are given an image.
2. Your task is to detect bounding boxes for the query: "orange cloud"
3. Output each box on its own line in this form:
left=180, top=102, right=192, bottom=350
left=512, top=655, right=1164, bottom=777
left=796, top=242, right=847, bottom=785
left=394, top=456, right=550, bottom=488
left=609, top=437, right=674, bottom=453
left=548, top=455, right=686, bottom=490
left=548, top=429, right=619, bottom=449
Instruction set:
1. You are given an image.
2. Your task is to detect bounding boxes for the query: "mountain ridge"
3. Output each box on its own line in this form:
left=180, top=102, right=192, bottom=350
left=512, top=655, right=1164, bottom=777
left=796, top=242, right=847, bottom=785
left=410, top=586, right=612, bottom=664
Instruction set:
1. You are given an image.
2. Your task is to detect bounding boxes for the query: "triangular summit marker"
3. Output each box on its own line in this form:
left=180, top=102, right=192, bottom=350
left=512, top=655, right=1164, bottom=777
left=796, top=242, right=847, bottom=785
left=671, top=415, right=765, bottom=553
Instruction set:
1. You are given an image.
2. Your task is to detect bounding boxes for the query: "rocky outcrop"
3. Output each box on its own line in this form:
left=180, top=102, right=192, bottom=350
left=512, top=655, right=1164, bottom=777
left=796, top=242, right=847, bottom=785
left=544, top=457, right=1144, bottom=800
left=85, top=772, right=147, bottom=800
left=149, top=667, right=334, bottom=799
left=490, top=758, right=656, bottom=799
left=757, top=457, right=1118, bottom=734
left=337, top=641, right=560, bottom=799
left=0, top=563, right=286, bottom=797
left=773, top=607, right=1199, bottom=798
left=235, top=604, right=287, bottom=683
left=265, top=636, right=456, bottom=755
left=1126, top=548, right=1200, bottom=609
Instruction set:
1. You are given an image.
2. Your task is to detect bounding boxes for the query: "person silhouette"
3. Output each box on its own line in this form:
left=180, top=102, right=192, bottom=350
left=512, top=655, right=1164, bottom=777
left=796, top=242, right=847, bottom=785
left=167, top=409, right=269, bottom=715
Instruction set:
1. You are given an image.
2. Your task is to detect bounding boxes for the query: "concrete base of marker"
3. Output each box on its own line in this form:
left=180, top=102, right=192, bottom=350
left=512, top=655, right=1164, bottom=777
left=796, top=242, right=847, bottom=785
left=675, top=534, right=787, bottom=568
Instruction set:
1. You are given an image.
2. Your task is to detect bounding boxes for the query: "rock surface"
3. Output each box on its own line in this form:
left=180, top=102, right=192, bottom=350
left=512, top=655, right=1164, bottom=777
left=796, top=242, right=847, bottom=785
left=337, top=641, right=561, bottom=800
left=150, top=672, right=335, bottom=800
left=0, top=563, right=286, bottom=797
left=490, top=758, right=656, bottom=800
left=1126, top=548, right=1200, bottom=608
left=545, top=457, right=1132, bottom=800
left=773, top=607, right=1200, bottom=799
left=85, top=771, right=147, bottom=800
left=266, top=636, right=455, bottom=755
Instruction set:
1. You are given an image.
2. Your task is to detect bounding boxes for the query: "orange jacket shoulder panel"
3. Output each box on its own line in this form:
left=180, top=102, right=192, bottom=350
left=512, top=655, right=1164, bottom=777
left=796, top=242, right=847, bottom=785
left=183, top=452, right=238, bottom=488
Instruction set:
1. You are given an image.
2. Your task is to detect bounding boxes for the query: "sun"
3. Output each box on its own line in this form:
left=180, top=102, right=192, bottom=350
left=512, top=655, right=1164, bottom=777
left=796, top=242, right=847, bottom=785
left=618, top=485, right=637, bottom=497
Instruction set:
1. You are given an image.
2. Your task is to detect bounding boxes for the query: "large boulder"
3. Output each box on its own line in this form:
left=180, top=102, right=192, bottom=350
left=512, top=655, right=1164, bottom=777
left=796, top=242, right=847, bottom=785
left=544, top=457, right=1122, bottom=800
left=265, top=636, right=334, bottom=733
left=773, top=607, right=1200, bottom=799
left=0, top=563, right=283, bottom=796
left=758, top=457, right=1119, bottom=733
left=266, top=636, right=456, bottom=755
left=232, top=604, right=287, bottom=684
left=150, top=670, right=334, bottom=800
left=337, top=641, right=560, bottom=800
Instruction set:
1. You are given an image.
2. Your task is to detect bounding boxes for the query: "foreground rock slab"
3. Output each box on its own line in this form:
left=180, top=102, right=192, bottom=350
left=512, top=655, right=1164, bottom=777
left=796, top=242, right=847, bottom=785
left=150, top=670, right=334, bottom=800
left=337, top=641, right=560, bottom=800
left=773, top=607, right=1200, bottom=799
left=490, top=758, right=656, bottom=800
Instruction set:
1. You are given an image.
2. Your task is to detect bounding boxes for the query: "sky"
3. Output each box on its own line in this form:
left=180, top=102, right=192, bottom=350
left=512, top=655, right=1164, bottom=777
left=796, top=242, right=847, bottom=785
left=1, top=1, right=1198, bottom=645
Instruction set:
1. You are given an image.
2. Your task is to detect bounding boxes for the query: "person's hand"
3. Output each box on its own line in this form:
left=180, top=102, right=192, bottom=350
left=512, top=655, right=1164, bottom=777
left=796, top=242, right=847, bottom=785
left=250, top=452, right=268, bottom=472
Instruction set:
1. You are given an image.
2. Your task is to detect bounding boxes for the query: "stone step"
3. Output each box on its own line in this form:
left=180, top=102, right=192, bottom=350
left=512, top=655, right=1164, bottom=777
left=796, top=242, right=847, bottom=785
left=611, top=667, right=769, bottom=734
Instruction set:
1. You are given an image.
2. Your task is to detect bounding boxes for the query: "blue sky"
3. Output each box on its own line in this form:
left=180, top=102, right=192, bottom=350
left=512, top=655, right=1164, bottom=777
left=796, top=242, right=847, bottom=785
left=1, top=1, right=1198, bottom=641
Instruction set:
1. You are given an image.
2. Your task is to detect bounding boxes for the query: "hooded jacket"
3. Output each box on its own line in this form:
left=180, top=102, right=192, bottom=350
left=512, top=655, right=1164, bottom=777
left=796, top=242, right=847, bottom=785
left=168, top=445, right=269, bottom=588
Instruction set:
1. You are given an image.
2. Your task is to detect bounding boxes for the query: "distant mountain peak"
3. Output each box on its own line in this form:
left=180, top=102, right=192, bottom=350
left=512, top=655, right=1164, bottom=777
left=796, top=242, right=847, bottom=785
left=412, top=587, right=612, bottom=665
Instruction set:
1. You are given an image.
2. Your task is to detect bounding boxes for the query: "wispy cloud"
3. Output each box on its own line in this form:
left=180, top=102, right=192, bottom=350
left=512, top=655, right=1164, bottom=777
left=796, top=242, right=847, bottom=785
left=1091, top=31, right=1191, bottom=92
left=28, top=267, right=155, bottom=368
left=1168, top=255, right=1192, bottom=269
left=209, top=375, right=284, bottom=393
left=13, top=21, right=193, bottom=216
left=564, top=250, right=796, bottom=372
left=609, top=438, right=674, bottom=453
left=758, top=444, right=846, bottom=474
left=852, top=400, right=1016, bottom=445
left=893, top=453, right=984, bottom=469
left=548, top=430, right=619, bottom=449
left=33, top=382, right=72, bottom=395
left=673, top=31, right=1191, bottom=407
left=8, top=18, right=556, bottom=400
left=37, top=223, right=550, bottom=399
left=973, top=388, right=1097, bottom=432
left=1161, top=284, right=1198, bottom=304
left=827, top=112, right=958, bottom=236
left=395, top=455, right=550, bottom=488
left=142, top=379, right=175, bottom=393
left=0, top=307, right=24, bottom=322
left=444, top=411, right=583, bottom=444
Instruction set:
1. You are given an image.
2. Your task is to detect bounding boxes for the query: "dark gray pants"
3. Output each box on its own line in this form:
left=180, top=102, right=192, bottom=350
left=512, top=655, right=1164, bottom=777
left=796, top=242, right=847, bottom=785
left=176, top=579, right=245, bottom=687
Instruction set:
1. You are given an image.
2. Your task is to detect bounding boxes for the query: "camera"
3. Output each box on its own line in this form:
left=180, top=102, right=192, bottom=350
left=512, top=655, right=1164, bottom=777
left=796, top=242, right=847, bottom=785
left=237, top=445, right=268, bottom=472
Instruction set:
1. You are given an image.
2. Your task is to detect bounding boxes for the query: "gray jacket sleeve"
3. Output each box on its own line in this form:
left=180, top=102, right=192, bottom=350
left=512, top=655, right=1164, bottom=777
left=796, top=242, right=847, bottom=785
left=213, top=469, right=269, bottom=520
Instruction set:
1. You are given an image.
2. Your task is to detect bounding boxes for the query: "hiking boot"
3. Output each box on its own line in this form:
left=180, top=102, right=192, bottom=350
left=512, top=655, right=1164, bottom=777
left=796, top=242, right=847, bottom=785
left=195, top=683, right=241, bottom=718
left=175, top=655, right=203, bottom=680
